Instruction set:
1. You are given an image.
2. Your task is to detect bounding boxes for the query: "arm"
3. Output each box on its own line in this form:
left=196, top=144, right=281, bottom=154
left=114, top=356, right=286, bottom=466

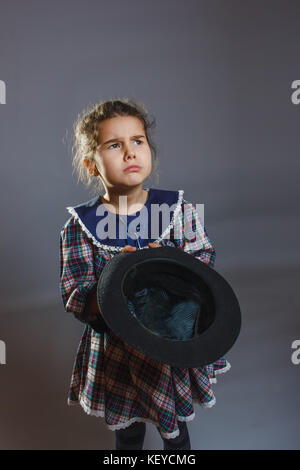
left=59, top=216, right=109, bottom=333
left=82, top=284, right=109, bottom=333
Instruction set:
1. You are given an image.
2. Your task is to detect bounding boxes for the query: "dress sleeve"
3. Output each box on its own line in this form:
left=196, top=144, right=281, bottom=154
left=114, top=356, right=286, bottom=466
left=173, top=199, right=216, bottom=268
left=59, top=216, right=109, bottom=333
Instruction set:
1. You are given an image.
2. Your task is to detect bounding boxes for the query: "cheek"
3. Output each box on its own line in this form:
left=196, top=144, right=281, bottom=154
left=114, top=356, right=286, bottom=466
left=143, top=147, right=152, bottom=162
left=146, top=151, right=152, bottom=168
left=104, top=160, right=123, bottom=179
left=95, top=154, right=114, bottom=174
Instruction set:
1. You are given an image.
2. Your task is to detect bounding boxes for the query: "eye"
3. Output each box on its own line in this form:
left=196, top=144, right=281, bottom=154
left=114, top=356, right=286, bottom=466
left=108, top=143, right=121, bottom=150
left=108, top=139, right=143, bottom=150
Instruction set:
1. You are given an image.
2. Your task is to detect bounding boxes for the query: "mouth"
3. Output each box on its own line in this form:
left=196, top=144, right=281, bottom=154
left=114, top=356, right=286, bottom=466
left=124, top=165, right=142, bottom=172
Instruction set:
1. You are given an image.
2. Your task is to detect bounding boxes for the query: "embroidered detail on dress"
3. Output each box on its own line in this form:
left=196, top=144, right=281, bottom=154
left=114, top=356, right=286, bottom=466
left=208, top=362, right=231, bottom=384
left=154, top=189, right=184, bottom=244
left=199, top=396, right=216, bottom=408
left=214, top=361, right=231, bottom=375
left=66, top=205, right=125, bottom=252
left=66, top=189, right=185, bottom=252
left=68, top=396, right=196, bottom=439
left=211, top=361, right=231, bottom=384
left=67, top=393, right=218, bottom=430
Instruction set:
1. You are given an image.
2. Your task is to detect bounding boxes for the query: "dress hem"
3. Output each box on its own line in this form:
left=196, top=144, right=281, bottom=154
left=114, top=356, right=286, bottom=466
left=66, top=361, right=231, bottom=440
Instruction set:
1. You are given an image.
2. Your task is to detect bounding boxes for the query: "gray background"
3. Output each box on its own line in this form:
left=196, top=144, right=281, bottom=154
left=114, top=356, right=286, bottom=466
left=0, top=0, right=299, bottom=449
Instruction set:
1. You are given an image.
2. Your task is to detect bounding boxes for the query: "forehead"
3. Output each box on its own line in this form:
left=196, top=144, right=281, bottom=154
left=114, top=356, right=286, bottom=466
left=98, top=115, right=144, bottom=141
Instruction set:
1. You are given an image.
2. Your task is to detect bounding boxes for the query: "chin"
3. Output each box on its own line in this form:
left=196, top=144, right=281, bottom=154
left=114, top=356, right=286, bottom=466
left=124, top=173, right=144, bottom=181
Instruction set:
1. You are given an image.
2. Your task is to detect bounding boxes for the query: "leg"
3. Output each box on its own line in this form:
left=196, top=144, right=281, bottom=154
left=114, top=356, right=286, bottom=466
left=157, top=420, right=191, bottom=450
left=115, top=421, right=146, bottom=450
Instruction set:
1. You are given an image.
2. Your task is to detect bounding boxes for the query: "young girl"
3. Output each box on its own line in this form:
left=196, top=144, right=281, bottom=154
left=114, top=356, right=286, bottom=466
left=59, top=98, right=231, bottom=450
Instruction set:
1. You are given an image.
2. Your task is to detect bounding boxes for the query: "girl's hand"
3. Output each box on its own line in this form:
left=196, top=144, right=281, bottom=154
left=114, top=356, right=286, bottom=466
left=120, top=243, right=161, bottom=253
left=120, top=245, right=137, bottom=253
left=86, top=288, right=101, bottom=319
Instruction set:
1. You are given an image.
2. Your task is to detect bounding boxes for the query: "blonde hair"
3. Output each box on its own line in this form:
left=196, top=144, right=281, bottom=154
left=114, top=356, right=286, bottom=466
left=71, top=97, right=159, bottom=195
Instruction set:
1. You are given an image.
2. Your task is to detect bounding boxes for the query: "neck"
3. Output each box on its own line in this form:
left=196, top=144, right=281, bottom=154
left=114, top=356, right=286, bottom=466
left=102, top=185, right=148, bottom=215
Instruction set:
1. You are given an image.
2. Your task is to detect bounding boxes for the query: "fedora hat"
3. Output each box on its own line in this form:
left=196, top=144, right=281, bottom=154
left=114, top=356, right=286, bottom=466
left=97, top=246, right=241, bottom=368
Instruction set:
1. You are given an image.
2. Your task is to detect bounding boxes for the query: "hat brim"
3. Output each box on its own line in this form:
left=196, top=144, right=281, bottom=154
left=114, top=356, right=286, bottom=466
left=97, top=246, right=241, bottom=368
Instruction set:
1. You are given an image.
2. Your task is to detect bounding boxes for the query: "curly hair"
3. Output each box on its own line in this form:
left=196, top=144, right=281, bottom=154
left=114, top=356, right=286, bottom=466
left=71, top=97, right=159, bottom=195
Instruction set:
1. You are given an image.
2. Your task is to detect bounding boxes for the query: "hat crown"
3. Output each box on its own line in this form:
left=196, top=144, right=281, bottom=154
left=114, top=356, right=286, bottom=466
left=124, top=259, right=215, bottom=341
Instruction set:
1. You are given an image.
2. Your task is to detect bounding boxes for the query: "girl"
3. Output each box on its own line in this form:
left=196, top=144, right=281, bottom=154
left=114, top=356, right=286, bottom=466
left=59, top=98, right=231, bottom=450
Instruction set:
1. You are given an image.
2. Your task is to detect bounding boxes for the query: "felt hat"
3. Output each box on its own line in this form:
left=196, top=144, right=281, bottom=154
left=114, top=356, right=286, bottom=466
left=97, top=246, right=241, bottom=368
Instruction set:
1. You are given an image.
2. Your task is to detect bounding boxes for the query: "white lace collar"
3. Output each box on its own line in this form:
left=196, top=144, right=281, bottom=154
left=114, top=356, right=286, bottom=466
left=66, top=187, right=184, bottom=252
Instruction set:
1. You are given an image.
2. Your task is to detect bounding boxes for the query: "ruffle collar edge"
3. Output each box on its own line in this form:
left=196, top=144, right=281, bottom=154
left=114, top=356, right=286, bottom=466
left=66, top=189, right=184, bottom=252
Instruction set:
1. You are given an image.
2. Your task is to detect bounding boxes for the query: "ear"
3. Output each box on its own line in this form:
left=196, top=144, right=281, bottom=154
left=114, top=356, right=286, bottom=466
left=84, top=158, right=90, bottom=170
left=84, top=158, right=99, bottom=176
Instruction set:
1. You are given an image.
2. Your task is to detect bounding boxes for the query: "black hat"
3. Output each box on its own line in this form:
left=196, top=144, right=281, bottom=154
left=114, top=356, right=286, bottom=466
left=97, top=246, right=241, bottom=368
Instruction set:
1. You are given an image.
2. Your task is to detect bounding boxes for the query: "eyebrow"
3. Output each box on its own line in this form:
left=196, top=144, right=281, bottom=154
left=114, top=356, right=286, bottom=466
left=101, top=135, right=146, bottom=146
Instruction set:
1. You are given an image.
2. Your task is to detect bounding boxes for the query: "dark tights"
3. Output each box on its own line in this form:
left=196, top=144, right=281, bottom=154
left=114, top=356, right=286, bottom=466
left=115, top=420, right=191, bottom=450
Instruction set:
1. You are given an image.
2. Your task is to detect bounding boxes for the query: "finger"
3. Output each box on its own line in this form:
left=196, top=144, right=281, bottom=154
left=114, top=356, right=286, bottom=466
left=121, top=245, right=136, bottom=253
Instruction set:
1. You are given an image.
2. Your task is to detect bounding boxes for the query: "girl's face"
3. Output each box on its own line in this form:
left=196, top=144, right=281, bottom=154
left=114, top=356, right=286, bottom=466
left=92, top=115, right=152, bottom=191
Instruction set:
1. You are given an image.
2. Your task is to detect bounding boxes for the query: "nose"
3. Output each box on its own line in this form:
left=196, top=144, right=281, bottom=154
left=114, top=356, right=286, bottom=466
left=124, top=147, right=136, bottom=160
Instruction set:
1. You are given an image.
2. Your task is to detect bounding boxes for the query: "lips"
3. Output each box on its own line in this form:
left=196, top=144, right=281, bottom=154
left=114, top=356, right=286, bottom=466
left=124, top=165, right=142, bottom=172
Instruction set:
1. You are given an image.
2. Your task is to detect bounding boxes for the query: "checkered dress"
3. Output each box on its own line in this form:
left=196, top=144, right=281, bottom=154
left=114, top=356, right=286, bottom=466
left=59, top=196, right=231, bottom=440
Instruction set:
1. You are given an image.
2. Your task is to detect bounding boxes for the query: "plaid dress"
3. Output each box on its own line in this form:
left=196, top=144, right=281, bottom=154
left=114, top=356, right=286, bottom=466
left=59, top=188, right=231, bottom=440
